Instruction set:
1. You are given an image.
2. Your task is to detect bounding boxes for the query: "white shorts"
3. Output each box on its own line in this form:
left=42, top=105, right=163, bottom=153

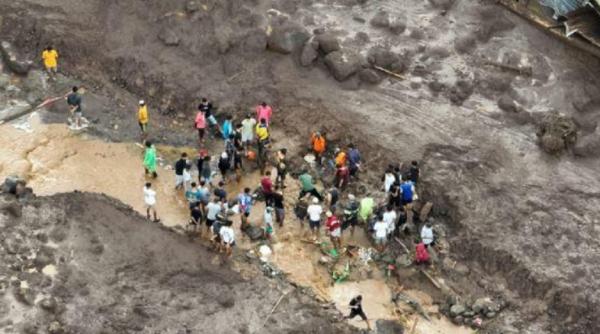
left=175, top=174, right=184, bottom=186
left=375, top=236, right=387, bottom=245
left=145, top=203, right=156, bottom=209
left=241, top=133, right=253, bottom=143
left=331, top=228, right=341, bottom=238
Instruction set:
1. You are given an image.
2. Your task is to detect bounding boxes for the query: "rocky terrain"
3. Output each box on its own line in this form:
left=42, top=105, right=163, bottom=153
left=1, top=0, right=600, bottom=333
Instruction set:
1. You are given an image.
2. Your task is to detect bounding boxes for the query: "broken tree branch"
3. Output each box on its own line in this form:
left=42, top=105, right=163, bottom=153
left=374, top=66, right=405, bottom=80
left=394, top=237, right=410, bottom=254
left=262, top=291, right=289, bottom=328
left=420, top=270, right=441, bottom=289
left=409, top=317, right=419, bottom=334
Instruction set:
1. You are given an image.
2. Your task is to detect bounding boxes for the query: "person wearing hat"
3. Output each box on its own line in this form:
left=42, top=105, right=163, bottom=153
left=138, top=100, right=149, bottom=143
left=306, top=197, right=323, bottom=239
left=325, top=211, right=342, bottom=251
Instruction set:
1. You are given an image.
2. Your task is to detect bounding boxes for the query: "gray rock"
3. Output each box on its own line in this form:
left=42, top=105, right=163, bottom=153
left=358, top=68, right=382, bottom=84
left=48, top=321, right=64, bottom=334
left=452, top=315, right=464, bottom=325
left=375, top=319, right=404, bottom=334
left=0, top=41, right=32, bottom=75
left=472, top=297, right=494, bottom=314
left=185, top=1, right=199, bottom=13
left=370, top=11, right=390, bottom=28
left=39, top=297, right=58, bottom=313
left=498, top=95, right=518, bottom=113
left=267, top=22, right=310, bottom=54
left=450, top=304, right=466, bottom=317
left=0, top=73, right=10, bottom=89
left=485, top=311, right=496, bottom=318
left=354, top=32, right=370, bottom=44
left=454, top=35, right=476, bottom=54
left=158, top=29, right=180, bottom=46
left=324, top=51, right=362, bottom=81
left=300, top=40, right=319, bottom=67
left=241, top=29, right=268, bottom=53
left=23, top=70, right=48, bottom=103
left=244, top=225, right=264, bottom=240
left=353, top=16, right=366, bottom=23
left=389, top=18, right=407, bottom=34
left=367, top=47, right=403, bottom=70
left=316, top=33, right=341, bottom=54
left=15, top=287, right=36, bottom=305
left=573, top=129, right=600, bottom=157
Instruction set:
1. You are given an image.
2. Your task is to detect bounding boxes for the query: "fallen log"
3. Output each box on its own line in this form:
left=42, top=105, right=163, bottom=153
left=374, top=66, right=405, bottom=80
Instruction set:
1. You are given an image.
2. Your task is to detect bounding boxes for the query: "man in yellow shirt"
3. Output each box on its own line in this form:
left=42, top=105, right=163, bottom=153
left=255, top=119, right=270, bottom=174
left=138, top=100, right=149, bottom=143
left=41, top=46, right=59, bottom=79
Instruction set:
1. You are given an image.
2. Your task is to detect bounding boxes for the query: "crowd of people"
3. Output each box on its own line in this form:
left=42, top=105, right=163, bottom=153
left=49, top=45, right=436, bottom=328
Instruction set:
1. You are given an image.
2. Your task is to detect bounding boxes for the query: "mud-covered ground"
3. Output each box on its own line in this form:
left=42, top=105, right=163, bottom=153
left=0, top=191, right=357, bottom=334
left=1, top=0, right=600, bottom=333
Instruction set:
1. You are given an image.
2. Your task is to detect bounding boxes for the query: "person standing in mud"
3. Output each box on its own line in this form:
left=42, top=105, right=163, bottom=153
left=261, top=171, right=274, bottom=205
left=256, top=101, right=273, bottom=126
left=275, top=148, right=287, bottom=189
left=255, top=118, right=270, bottom=174
left=241, top=113, right=256, bottom=152
left=205, top=197, right=222, bottom=238
left=66, top=86, right=83, bottom=129
left=409, top=160, right=420, bottom=185
left=347, top=143, right=361, bottom=178
left=344, top=295, right=371, bottom=330
left=272, top=189, right=285, bottom=228
left=342, top=194, right=359, bottom=236
left=310, top=132, right=326, bottom=165
left=298, top=170, right=322, bottom=201
left=219, top=220, right=235, bottom=258
left=334, top=163, right=350, bottom=190
left=42, top=46, right=59, bottom=80
left=175, top=152, right=189, bottom=191
left=195, top=105, right=207, bottom=143
left=325, top=211, right=342, bottom=251
left=144, top=182, right=160, bottom=223
left=143, top=141, right=158, bottom=178
left=137, top=100, right=149, bottom=143
left=199, top=98, right=220, bottom=138
left=400, top=178, right=416, bottom=224
left=221, top=114, right=234, bottom=141
left=237, top=187, right=253, bottom=231
left=306, top=197, right=323, bottom=240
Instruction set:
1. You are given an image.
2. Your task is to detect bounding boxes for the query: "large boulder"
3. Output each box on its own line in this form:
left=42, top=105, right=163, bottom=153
left=316, top=33, right=341, bottom=54
left=370, top=11, right=390, bottom=28
left=267, top=22, right=310, bottom=54
left=358, top=68, right=382, bottom=84
left=375, top=319, right=404, bottom=334
left=573, top=128, right=600, bottom=157
left=324, top=51, right=362, bottom=81
left=367, top=46, right=408, bottom=72
left=536, top=111, right=578, bottom=155
left=300, top=39, right=319, bottom=66
left=0, top=41, right=32, bottom=75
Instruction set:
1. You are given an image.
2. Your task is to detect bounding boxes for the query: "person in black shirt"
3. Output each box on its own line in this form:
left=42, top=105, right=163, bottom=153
left=218, top=152, right=230, bottom=184
left=272, top=190, right=285, bottom=227
left=275, top=149, right=287, bottom=189
left=213, top=181, right=227, bottom=202
left=66, top=86, right=83, bottom=129
left=344, top=295, right=371, bottom=330
left=175, top=153, right=189, bottom=190
left=189, top=203, right=202, bottom=234
left=233, top=148, right=243, bottom=183
left=409, top=160, right=420, bottom=185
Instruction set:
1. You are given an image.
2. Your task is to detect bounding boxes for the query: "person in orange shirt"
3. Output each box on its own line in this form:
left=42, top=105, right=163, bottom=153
left=311, top=132, right=326, bottom=164
left=41, top=46, right=59, bottom=79
left=334, top=148, right=347, bottom=167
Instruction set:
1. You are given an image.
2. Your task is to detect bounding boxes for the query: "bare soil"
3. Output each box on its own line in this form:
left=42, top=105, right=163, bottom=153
left=1, top=0, right=600, bottom=333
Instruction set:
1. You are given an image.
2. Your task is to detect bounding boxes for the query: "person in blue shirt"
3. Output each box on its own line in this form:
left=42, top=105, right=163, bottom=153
left=221, top=114, right=233, bottom=140
left=347, top=143, right=361, bottom=177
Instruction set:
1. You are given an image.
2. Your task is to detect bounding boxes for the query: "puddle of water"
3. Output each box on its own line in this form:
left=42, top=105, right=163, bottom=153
left=42, top=264, right=58, bottom=278
left=329, top=279, right=395, bottom=329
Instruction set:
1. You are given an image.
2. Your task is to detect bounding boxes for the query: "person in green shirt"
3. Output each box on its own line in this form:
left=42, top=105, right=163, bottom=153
left=358, top=197, right=374, bottom=223
left=144, top=141, right=158, bottom=178
left=298, top=170, right=322, bottom=201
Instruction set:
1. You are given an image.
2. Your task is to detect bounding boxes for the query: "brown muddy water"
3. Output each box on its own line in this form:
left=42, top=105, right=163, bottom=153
left=0, top=114, right=473, bottom=334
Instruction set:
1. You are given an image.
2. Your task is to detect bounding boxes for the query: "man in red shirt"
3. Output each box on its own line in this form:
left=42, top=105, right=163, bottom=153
left=415, top=241, right=430, bottom=265
left=325, top=211, right=342, bottom=251
left=335, top=163, right=350, bottom=190
left=261, top=170, right=274, bottom=205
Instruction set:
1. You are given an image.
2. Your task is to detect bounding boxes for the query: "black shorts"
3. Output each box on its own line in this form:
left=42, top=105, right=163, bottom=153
left=224, top=241, right=236, bottom=247
left=402, top=198, right=413, bottom=206
left=348, top=308, right=367, bottom=321
left=206, top=219, right=215, bottom=227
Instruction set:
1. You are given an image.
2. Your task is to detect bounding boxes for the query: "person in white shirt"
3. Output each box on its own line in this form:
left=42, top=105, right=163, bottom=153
left=205, top=198, right=222, bottom=237
left=383, top=167, right=396, bottom=193
left=144, top=183, right=159, bottom=222
left=420, top=222, right=435, bottom=247
left=241, top=113, right=257, bottom=151
left=306, top=197, right=323, bottom=239
left=219, top=222, right=235, bottom=257
left=382, top=205, right=397, bottom=238
left=372, top=219, right=388, bottom=252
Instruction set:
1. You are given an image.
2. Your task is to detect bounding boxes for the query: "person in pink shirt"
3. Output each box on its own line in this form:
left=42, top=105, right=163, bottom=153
left=255, top=102, right=273, bottom=126
left=195, top=106, right=206, bottom=142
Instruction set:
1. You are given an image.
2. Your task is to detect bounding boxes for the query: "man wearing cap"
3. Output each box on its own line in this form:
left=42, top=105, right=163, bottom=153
left=306, top=197, right=323, bottom=240
left=325, top=211, right=342, bottom=251
left=138, top=100, right=149, bottom=143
